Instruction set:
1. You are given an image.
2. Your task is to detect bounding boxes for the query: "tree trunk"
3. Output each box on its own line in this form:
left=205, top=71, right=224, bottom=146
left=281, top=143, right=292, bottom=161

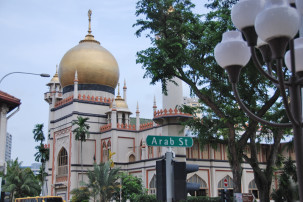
left=81, top=141, right=83, bottom=182
left=228, top=127, right=243, bottom=193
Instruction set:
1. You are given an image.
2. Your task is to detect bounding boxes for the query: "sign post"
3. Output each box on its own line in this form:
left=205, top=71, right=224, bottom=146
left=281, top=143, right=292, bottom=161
left=150, top=135, right=193, bottom=202
left=146, top=135, right=193, bottom=147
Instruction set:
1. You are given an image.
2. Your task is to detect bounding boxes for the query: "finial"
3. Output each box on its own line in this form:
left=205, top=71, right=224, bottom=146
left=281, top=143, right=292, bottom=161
left=74, top=70, right=78, bottom=81
left=118, top=83, right=120, bottom=96
left=136, top=101, right=140, bottom=113
left=88, top=9, right=92, bottom=34
left=123, top=79, right=127, bottom=89
left=153, top=95, right=157, bottom=107
left=56, top=65, right=58, bottom=73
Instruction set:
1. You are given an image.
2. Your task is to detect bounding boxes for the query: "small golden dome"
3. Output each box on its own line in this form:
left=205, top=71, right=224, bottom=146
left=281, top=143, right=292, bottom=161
left=47, top=66, right=60, bottom=85
left=112, top=96, right=128, bottom=109
left=58, top=10, right=119, bottom=89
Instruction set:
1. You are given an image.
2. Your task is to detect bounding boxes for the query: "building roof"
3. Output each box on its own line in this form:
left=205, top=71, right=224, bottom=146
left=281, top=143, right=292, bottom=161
left=0, top=90, right=21, bottom=112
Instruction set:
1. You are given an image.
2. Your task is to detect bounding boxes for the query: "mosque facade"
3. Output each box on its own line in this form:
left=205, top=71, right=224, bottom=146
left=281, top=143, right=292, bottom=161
left=44, top=11, right=295, bottom=201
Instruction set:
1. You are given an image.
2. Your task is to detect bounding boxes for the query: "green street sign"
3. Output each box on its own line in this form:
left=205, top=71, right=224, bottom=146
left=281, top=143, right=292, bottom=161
left=146, top=135, right=193, bottom=147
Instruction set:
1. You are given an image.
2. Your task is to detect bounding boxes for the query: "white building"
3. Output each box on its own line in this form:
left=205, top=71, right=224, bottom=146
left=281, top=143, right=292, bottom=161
left=5, top=132, right=12, bottom=162
left=44, top=11, right=293, bottom=201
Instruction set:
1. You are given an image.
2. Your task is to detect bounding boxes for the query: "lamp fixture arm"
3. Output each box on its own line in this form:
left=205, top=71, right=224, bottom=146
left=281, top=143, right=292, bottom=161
left=276, top=58, right=300, bottom=126
left=250, top=47, right=290, bottom=86
left=0, top=72, right=50, bottom=85
left=231, top=83, right=292, bottom=128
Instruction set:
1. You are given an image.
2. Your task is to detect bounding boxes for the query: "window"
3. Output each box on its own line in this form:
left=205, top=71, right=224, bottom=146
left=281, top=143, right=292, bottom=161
left=102, top=142, right=108, bottom=162
left=149, top=175, right=156, bottom=195
left=248, top=180, right=259, bottom=199
left=107, top=141, right=111, bottom=160
left=57, top=148, right=68, bottom=176
left=148, top=146, right=153, bottom=159
left=192, top=143, right=199, bottom=159
left=129, top=154, right=135, bottom=162
left=214, top=144, right=222, bottom=160
left=218, top=175, right=234, bottom=197
left=140, top=141, right=143, bottom=160
left=187, top=174, right=208, bottom=196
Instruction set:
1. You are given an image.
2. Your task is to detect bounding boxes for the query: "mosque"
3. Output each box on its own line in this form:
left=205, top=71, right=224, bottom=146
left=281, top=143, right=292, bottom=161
left=43, top=10, right=296, bottom=201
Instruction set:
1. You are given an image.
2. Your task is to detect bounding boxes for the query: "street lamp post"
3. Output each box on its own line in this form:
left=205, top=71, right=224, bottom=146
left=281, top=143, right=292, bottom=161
left=0, top=72, right=50, bottom=85
left=214, top=0, right=303, bottom=201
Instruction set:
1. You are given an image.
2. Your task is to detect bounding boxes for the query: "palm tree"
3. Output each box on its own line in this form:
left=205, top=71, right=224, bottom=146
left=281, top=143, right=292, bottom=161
left=33, top=123, right=49, bottom=195
left=3, top=158, right=41, bottom=202
left=87, top=162, right=120, bottom=202
left=33, top=124, right=45, bottom=144
left=72, top=116, right=90, bottom=182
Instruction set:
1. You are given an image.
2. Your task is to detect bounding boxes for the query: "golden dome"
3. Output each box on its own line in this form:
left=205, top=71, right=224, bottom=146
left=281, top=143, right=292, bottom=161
left=112, top=95, right=128, bottom=109
left=58, top=10, right=119, bottom=89
left=47, top=65, right=60, bottom=86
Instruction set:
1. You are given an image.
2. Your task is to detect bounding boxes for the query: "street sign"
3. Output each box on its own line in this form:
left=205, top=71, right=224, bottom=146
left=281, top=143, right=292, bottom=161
left=224, top=178, right=228, bottom=188
left=146, top=135, right=193, bottom=147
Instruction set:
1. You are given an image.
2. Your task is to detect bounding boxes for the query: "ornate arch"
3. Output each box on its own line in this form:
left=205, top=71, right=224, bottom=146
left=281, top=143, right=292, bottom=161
left=149, top=174, right=156, bottom=194
left=187, top=174, right=207, bottom=188
left=218, top=175, right=234, bottom=189
left=57, top=147, right=68, bottom=176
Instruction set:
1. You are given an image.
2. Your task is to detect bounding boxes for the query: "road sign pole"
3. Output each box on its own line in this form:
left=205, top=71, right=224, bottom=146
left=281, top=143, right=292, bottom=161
left=165, top=150, right=174, bottom=202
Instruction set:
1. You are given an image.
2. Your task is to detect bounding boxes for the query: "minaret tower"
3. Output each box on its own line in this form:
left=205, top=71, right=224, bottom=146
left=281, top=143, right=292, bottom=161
left=154, top=77, right=191, bottom=161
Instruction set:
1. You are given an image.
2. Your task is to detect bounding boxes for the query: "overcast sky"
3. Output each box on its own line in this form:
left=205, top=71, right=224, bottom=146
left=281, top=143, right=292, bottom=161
left=0, top=0, right=206, bottom=166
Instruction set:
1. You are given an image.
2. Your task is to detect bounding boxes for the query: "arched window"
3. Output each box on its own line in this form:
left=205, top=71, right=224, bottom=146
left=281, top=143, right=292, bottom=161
left=187, top=174, right=208, bottom=196
left=248, top=180, right=259, bottom=199
left=102, top=142, right=108, bottom=162
left=148, top=146, right=153, bottom=159
left=140, top=140, right=143, bottom=160
left=57, top=147, right=68, bottom=176
left=129, top=154, right=135, bottom=162
left=218, top=175, right=234, bottom=197
left=107, top=141, right=111, bottom=160
left=149, top=175, right=156, bottom=195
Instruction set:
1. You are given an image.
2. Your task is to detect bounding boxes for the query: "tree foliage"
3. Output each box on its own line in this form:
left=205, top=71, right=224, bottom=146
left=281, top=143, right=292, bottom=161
left=134, top=0, right=288, bottom=199
left=115, top=173, right=145, bottom=202
left=70, top=187, right=90, bottom=202
left=72, top=116, right=90, bottom=182
left=86, top=162, right=120, bottom=202
left=33, top=123, right=49, bottom=194
left=2, top=158, right=41, bottom=202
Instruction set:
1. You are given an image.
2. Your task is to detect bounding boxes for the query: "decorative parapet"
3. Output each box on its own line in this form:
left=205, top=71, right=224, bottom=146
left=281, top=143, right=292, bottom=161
left=55, top=96, right=73, bottom=108
left=100, top=123, right=112, bottom=133
left=78, top=94, right=113, bottom=104
left=140, top=122, right=154, bottom=130
left=153, top=108, right=192, bottom=118
left=117, top=123, right=136, bottom=131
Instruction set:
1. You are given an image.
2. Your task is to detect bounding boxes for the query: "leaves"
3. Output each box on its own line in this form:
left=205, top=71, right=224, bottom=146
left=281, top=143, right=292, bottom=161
left=86, top=162, right=120, bottom=202
left=3, top=159, right=41, bottom=201
left=72, top=116, right=90, bottom=142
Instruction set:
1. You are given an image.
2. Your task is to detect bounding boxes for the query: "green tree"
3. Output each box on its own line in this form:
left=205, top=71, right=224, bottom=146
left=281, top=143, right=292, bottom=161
left=72, top=116, right=90, bottom=182
left=116, top=173, right=145, bottom=202
left=70, top=187, right=90, bottom=202
left=33, top=123, right=49, bottom=195
left=33, top=124, right=45, bottom=144
left=2, top=158, right=41, bottom=202
left=272, top=156, right=299, bottom=202
left=86, top=162, right=120, bottom=202
left=134, top=0, right=289, bottom=200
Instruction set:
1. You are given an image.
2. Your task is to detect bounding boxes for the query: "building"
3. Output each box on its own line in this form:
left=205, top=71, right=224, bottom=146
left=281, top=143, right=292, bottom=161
left=44, top=11, right=293, bottom=201
left=5, top=133, right=12, bottom=162
left=0, top=90, right=21, bottom=172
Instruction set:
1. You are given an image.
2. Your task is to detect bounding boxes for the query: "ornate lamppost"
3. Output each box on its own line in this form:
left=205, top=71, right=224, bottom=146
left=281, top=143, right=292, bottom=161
left=214, top=0, right=303, bottom=201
